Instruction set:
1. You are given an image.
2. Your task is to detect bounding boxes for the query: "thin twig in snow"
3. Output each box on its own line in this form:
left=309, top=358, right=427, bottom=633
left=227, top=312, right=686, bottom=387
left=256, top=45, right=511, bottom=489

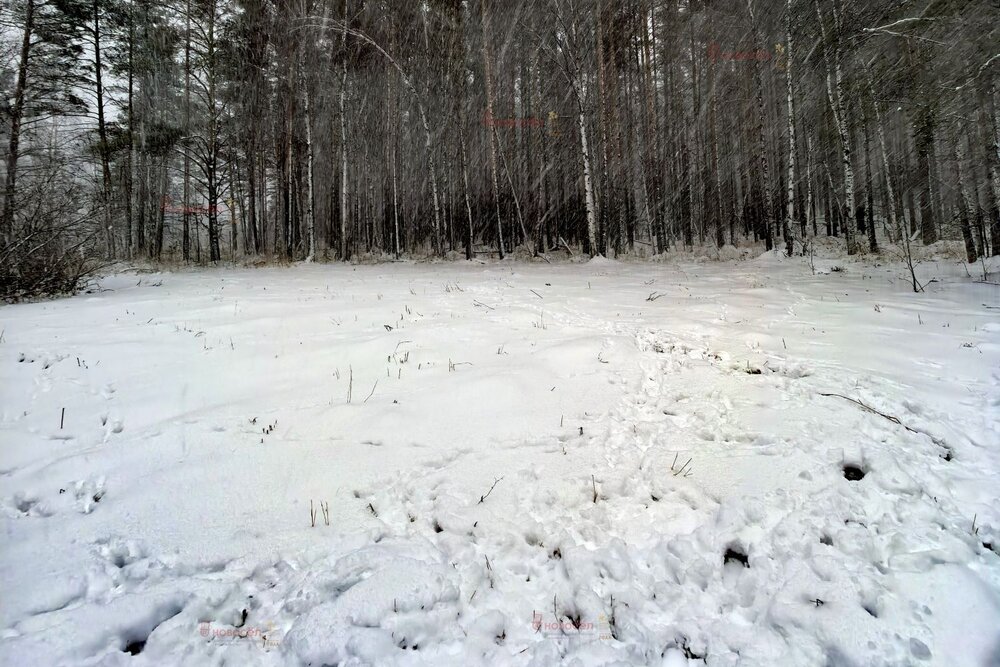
left=818, top=392, right=918, bottom=434
left=478, top=476, right=504, bottom=504
left=672, top=457, right=693, bottom=477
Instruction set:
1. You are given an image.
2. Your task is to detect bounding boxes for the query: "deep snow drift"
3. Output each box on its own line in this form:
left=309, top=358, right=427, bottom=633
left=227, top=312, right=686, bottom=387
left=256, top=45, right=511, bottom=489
left=1, top=253, right=999, bottom=666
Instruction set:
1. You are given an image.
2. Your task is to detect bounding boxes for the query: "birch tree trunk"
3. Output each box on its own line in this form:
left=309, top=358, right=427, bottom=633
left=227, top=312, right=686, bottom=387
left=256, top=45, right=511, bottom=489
left=479, top=0, right=504, bottom=258
left=339, top=0, right=349, bottom=260
left=815, top=0, right=858, bottom=254
left=640, top=0, right=664, bottom=252
left=385, top=65, right=401, bottom=258
left=784, top=0, right=796, bottom=257
left=303, top=74, right=315, bottom=262
left=577, top=80, right=599, bottom=256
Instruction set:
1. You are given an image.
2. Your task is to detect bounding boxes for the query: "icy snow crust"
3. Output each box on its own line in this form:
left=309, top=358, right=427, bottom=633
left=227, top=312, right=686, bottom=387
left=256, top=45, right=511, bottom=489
left=1, top=255, right=998, bottom=666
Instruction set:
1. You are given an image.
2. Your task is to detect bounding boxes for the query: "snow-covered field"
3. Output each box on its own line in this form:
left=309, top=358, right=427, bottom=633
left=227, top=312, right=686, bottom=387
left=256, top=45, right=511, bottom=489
left=2, top=253, right=999, bottom=666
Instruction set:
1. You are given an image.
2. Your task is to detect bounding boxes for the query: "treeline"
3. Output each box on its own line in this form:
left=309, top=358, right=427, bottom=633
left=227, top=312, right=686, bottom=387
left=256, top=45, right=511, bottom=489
left=1, top=0, right=998, bottom=293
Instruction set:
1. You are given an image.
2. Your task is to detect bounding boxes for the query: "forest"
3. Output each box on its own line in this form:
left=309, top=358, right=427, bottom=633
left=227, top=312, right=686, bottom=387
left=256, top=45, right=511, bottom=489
left=1, top=0, right=998, bottom=297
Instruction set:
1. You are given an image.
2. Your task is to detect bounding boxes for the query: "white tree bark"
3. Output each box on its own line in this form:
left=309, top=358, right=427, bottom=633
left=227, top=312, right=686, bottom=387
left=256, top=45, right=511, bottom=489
left=784, top=0, right=796, bottom=256
left=303, top=76, right=315, bottom=262
left=577, top=80, right=599, bottom=256
left=815, top=0, right=858, bottom=254
left=387, top=73, right=401, bottom=258
left=551, top=0, right=599, bottom=256
left=339, top=12, right=349, bottom=260
left=480, top=0, right=504, bottom=258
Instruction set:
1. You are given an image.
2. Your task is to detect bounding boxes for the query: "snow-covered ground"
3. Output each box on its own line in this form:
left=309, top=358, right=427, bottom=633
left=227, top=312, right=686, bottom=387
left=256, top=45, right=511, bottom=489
left=2, top=252, right=999, bottom=666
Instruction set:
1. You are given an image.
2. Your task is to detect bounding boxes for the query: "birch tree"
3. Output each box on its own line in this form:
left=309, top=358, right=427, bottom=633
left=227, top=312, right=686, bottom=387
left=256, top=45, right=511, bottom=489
left=783, top=0, right=796, bottom=257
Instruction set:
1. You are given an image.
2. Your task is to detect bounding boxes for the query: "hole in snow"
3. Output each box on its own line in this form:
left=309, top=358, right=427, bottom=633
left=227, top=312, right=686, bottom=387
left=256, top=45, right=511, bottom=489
left=666, top=636, right=705, bottom=661
left=819, top=534, right=833, bottom=546
left=15, top=497, right=36, bottom=513
left=842, top=464, right=866, bottom=481
left=863, top=603, right=879, bottom=618
left=123, top=640, right=145, bottom=655
left=723, top=546, right=749, bottom=568
left=119, top=601, right=182, bottom=656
